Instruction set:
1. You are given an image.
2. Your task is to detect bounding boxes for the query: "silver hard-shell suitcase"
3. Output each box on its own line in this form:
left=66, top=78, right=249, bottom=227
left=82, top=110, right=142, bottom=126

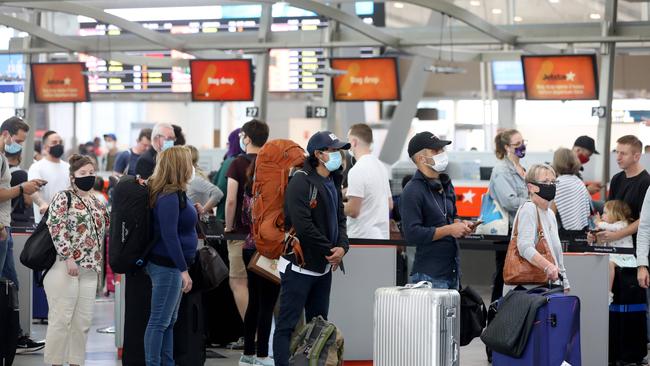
left=374, top=281, right=460, bottom=366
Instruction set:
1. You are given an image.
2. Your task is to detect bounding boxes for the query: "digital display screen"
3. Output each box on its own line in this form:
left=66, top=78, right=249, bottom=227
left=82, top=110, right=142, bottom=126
left=492, top=61, right=524, bottom=92
left=190, top=59, right=254, bottom=101
left=31, top=63, right=89, bottom=103
left=331, top=57, right=400, bottom=101
left=0, top=54, right=24, bottom=93
left=522, top=54, right=599, bottom=100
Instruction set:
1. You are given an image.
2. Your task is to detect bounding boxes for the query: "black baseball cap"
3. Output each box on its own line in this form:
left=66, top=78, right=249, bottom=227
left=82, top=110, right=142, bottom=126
left=103, top=133, right=117, bottom=141
left=306, top=131, right=351, bottom=155
left=408, top=132, right=451, bottom=157
left=573, top=135, right=599, bottom=155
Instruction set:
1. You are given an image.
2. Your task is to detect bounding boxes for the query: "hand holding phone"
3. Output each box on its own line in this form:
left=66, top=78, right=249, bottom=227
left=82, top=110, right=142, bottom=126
left=469, top=220, right=483, bottom=230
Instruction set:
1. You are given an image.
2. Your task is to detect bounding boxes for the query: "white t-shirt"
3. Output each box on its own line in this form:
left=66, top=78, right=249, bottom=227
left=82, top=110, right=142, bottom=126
left=28, top=159, right=71, bottom=223
left=346, top=154, right=392, bottom=240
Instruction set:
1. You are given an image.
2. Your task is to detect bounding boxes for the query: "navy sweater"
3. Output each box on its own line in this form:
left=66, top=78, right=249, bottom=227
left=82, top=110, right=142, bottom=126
left=400, top=171, right=459, bottom=279
left=150, top=192, right=198, bottom=272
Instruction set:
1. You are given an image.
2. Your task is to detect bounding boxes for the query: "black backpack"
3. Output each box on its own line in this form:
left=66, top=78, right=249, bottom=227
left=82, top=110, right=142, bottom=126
left=460, top=285, right=487, bottom=347
left=109, top=176, right=154, bottom=274
left=109, top=175, right=189, bottom=274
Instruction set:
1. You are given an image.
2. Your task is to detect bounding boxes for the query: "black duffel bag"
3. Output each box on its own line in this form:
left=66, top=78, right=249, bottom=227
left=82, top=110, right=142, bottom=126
left=460, top=285, right=487, bottom=346
left=20, top=192, right=71, bottom=279
left=189, top=245, right=228, bottom=293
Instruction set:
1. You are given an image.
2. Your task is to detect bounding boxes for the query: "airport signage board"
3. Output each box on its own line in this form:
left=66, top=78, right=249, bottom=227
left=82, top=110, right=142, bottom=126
left=190, top=59, right=254, bottom=102
left=331, top=57, right=400, bottom=102
left=31, top=63, right=89, bottom=103
left=522, top=54, right=598, bottom=100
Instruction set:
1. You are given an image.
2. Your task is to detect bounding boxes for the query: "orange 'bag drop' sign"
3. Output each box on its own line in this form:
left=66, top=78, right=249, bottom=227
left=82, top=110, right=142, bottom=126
left=190, top=59, right=254, bottom=101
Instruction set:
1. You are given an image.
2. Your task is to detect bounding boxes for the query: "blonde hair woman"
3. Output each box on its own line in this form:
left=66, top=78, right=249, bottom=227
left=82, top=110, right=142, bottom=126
left=186, top=145, right=223, bottom=216
left=512, top=164, right=570, bottom=292
left=45, top=154, right=109, bottom=366
left=144, top=146, right=199, bottom=365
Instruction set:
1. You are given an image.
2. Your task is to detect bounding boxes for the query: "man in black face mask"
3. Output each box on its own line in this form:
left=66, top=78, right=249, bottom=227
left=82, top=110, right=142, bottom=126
left=28, top=130, right=70, bottom=223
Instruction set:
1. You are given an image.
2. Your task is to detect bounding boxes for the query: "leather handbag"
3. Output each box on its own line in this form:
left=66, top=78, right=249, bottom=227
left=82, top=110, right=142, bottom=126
left=503, top=207, right=556, bottom=285
left=247, top=251, right=281, bottom=285
left=195, top=245, right=228, bottom=291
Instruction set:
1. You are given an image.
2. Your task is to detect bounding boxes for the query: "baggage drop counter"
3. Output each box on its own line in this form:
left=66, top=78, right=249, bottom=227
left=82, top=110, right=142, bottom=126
left=323, top=237, right=613, bottom=363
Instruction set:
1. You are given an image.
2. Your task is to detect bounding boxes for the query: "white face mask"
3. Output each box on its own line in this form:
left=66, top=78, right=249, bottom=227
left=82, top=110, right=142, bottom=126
left=426, top=152, right=449, bottom=172
left=106, top=141, right=116, bottom=150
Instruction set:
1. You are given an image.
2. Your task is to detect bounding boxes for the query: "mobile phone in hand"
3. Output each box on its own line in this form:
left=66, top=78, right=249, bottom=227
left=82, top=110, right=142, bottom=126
left=470, top=220, right=483, bottom=229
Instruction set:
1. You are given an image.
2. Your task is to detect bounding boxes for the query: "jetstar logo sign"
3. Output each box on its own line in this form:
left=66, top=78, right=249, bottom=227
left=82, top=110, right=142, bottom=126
left=522, top=55, right=598, bottom=100
left=31, top=63, right=89, bottom=103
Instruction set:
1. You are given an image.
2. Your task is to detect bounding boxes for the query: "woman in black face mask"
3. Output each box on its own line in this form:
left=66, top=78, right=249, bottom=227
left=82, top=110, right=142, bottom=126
left=506, top=164, right=570, bottom=294
left=43, top=154, right=109, bottom=366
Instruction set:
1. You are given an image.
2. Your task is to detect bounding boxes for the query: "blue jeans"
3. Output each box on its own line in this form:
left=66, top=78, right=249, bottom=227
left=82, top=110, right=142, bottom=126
left=144, top=262, right=183, bottom=366
left=410, top=272, right=459, bottom=290
left=273, top=268, right=332, bottom=366
left=0, top=228, right=18, bottom=289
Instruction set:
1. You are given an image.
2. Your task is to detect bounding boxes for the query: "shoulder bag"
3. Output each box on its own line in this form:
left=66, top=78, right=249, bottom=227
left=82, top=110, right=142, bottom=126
left=503, top=206, right=556, bottom=285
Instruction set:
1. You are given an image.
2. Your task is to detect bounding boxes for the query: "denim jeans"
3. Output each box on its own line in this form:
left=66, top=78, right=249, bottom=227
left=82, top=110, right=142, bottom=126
left=410, top=272, right=459, bottom=290
left=144, top=262, right=183, bottom=366
left=0, top=228, right=17, bottom=289
left=273, top=268, right=332, bottom=366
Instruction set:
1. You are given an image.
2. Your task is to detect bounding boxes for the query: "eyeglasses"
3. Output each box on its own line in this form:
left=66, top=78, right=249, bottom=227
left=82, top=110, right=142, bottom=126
left=156, top=134, right=176, bottom=142
left=534, top=180, right=557, bottom=186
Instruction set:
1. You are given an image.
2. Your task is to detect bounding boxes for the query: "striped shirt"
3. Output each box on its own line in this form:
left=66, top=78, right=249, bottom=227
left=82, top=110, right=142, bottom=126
left=555, top=174, right=591, bottom=230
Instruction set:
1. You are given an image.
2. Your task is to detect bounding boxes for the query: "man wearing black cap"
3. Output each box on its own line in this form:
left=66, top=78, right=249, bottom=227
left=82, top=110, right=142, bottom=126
left=573, top=135, right=603, bottom=195
left=400, top=132, right=473, bottom=289
left=273, top=131, right=350, bottom=366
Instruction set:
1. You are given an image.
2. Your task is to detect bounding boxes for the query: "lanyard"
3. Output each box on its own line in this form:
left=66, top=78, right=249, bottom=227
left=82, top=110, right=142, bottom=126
left=426, top=183, right=451, bottom=224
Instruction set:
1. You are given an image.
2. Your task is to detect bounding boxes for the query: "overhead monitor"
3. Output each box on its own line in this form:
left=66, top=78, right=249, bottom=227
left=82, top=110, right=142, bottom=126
left=492, top=61, right=524, bottom=92
left=0, top=55, right=25, bottom=93
left=521, top=54, right=598, bottom=100
left=31, top=63, right=89, bottom=103
left=331, top=57, right=400, bottom=102
left=190, top=59, right=254, bottom=101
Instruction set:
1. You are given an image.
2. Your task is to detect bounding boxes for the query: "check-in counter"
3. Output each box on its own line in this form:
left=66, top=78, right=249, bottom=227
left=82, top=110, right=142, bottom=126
left=326, top=238, right=612, bottom=364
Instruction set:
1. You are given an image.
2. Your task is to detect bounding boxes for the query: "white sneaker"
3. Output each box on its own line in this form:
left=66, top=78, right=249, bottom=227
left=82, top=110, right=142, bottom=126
left=239, top=354, right=256, bottom=366
left=254, top=357, right=275, bottom=366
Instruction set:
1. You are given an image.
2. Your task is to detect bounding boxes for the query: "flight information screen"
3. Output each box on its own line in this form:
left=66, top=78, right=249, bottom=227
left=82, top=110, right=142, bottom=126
left=78, top=3, right=383, bottom=94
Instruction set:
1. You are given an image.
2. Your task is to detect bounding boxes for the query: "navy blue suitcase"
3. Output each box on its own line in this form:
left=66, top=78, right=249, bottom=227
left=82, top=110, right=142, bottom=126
left=493, top=288, right=581, bottom=366
left=32, top=274, right=48, bottom=320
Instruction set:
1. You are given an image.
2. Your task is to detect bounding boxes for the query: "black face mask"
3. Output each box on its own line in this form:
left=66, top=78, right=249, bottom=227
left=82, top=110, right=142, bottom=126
left=50, top=144, right=64, bottom=158
left=74, top=175, right=95, bottom=192
left=531, top=182, right=556, bottom=202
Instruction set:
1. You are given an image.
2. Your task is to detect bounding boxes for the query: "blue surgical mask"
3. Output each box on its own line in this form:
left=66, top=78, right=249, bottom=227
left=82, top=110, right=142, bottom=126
left=162, top=139, right=174, bottom=151
left=321, top=151, right=342, bottom=172
left=239, top=136, right=247, bottom=152
left=4, top=137, right=21, bottom=154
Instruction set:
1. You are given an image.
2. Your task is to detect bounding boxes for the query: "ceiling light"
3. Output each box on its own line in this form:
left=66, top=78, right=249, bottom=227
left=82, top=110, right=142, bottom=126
left=513, top=16, right=523, bottom=22
left=549, top=0, right=560, bottom=3
left=470, top=0, right=481, bottom=6
left=492, top=8, right=502, bottom=14
left=393, top=2, right=404, bottom=8
left=590, top=13, right=602, bottom=20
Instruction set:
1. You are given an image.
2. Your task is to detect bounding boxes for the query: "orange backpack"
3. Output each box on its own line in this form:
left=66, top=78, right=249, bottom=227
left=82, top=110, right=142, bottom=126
left=251, top=139, right=306, bottom=259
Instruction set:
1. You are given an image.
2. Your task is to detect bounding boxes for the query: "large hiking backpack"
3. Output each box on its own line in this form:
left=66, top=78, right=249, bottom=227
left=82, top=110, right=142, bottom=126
left=251, top=139, right=306, bottom=259
left=109, top=175, right=153, bottom=274
left=289, top=316, right=344, bottom=366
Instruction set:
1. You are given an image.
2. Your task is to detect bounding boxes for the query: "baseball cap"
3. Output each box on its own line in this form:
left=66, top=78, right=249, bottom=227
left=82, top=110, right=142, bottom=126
left=103, top=133, right=117, bottom=141
left=573, top=135, right=599, bottom=155
left=408, top=132, right=451, bottom=157
left=306, top=131, right=351, bottom=155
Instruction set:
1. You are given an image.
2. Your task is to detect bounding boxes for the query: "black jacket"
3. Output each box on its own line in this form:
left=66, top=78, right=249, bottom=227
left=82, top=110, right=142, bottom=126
left=284, top=163, right=349, bottom=273
left=135, top=147, right=157, bottom=179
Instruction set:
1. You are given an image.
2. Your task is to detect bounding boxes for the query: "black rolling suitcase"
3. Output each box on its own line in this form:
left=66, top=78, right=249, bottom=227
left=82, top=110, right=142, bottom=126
left=609, top=267, right=648, bottom=365
left=0, top=278, right=19, bottom=366
left=122, top=270, right=151, bottom=366
left=174, top=291, right=206, bottom=365
left=204, top=239, right=243, bottom=346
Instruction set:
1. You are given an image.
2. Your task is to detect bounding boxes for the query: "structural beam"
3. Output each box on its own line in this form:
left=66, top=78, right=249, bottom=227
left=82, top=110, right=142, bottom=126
left=253, top=3, right=272, bottom=122
left=596, top=0, right=617, bottom=196
left=400, top=0, right=516, bottom=45
left=285, top=0, right=401, bottom=48
left=0, top=13, right=85, bottom=51
left=8, top=1, right=186, bottom=50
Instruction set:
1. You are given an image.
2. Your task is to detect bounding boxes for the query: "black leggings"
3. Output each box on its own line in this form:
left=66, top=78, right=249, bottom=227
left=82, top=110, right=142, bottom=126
left=242, top=249, right=281, bottom=357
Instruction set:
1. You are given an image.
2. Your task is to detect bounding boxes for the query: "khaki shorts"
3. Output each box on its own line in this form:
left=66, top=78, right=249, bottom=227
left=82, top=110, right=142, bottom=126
left=227, top=240, right=247, bottom=279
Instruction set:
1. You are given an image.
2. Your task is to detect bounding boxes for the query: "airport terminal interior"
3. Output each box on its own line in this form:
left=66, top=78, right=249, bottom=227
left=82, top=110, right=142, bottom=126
left=2, top=0, right=650, bottom=365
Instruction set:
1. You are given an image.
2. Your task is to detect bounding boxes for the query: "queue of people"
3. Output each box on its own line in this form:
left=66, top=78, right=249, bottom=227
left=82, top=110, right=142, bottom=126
left=5, top=112, right=650, bottom=365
